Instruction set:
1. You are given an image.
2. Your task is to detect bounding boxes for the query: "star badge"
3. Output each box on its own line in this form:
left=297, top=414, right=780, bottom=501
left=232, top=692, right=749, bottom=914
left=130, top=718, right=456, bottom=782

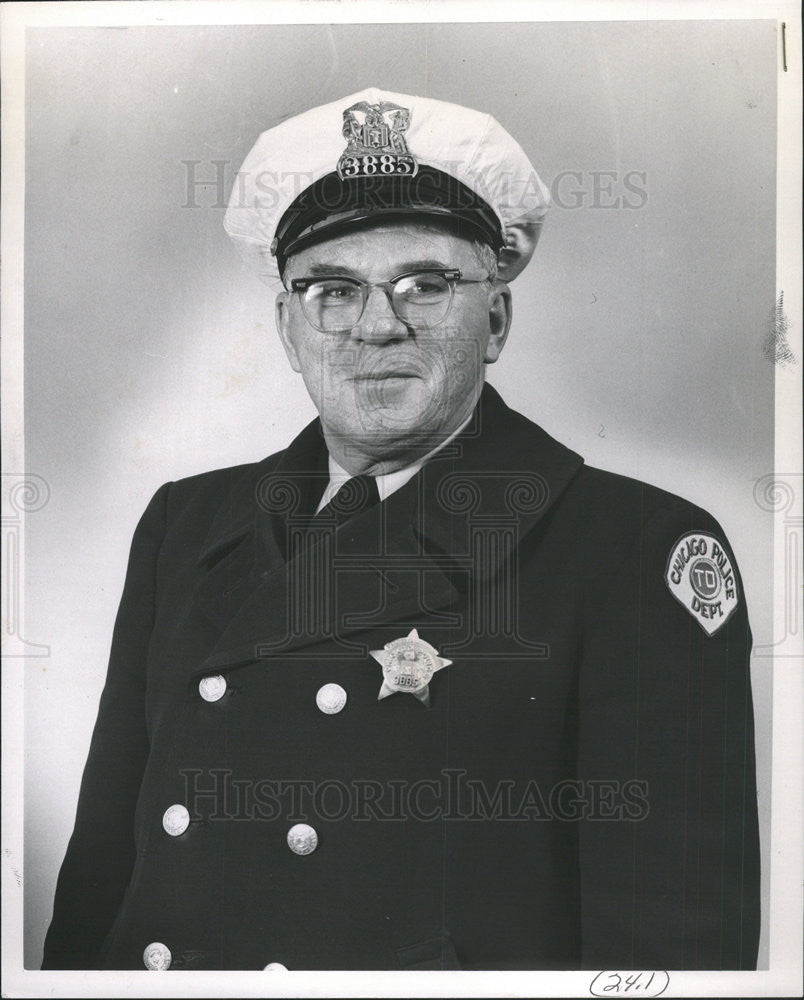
left=371, top=629, right=452, bottom=708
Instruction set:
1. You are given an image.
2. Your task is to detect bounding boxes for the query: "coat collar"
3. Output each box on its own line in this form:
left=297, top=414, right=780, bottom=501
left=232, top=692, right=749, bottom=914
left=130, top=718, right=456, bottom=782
left=198, top=383, right=582, bottom=566
left=190, top=383, right=584, bottom=673
left=196, top=415, right=328, bottom=569
left=413, top=382, right=583, bottom=557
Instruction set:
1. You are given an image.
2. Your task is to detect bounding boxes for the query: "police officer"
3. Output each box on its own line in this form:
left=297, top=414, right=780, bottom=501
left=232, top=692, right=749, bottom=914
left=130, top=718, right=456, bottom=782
left=43, top=88, right=760, bottom=971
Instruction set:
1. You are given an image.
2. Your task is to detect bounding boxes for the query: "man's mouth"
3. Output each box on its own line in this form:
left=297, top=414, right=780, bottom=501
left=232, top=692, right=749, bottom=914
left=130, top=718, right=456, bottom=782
left=353, top=370, right=421, bottom=381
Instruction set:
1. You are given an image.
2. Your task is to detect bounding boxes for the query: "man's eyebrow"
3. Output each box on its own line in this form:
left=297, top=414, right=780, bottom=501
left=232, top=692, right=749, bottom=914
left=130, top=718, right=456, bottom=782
left=304, top=262, right=360, bottom=277
left=302, top=258, right=451, bottom=278
left=394, top=259, right=451, bottom=273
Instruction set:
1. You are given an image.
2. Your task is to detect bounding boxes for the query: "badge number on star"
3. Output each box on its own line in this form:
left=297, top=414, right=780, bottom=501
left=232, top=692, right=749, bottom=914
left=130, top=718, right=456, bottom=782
left=371, top=629, right=452, bottom=708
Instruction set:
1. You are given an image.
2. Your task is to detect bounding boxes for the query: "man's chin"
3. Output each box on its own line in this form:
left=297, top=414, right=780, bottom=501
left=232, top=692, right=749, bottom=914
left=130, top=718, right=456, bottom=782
left=325, top=413, right=448, bottom=462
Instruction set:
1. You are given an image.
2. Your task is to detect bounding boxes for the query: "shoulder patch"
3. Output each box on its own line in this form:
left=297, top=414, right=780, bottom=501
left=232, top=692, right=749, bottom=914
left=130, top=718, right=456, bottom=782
left=665, top=531, right=740, bottom=636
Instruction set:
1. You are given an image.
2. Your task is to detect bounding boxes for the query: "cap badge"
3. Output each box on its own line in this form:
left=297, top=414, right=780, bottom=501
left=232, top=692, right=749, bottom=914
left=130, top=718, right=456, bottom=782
left=665, top=531, right=740, bottom=636
left=371, top=628, right=451, bottom=708
left=337, top=100, right=418, bottom=180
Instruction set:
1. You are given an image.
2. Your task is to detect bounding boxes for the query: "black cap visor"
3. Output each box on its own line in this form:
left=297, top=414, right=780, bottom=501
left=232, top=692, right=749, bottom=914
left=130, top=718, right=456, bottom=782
left=273, top=166, right=503, bottom=274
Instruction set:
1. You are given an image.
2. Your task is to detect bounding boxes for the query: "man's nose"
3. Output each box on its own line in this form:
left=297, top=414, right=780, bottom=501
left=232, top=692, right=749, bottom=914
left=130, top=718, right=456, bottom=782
left=351, top=285, right=410, bottom=343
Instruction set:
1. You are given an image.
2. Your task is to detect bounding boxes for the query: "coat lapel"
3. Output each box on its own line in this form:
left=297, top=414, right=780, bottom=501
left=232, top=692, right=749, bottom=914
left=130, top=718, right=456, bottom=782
left=415, top=383, right=584, bottom=562
left=192, top=417, right=327, bottom=629
left=187, top=383, right=585, bottom=677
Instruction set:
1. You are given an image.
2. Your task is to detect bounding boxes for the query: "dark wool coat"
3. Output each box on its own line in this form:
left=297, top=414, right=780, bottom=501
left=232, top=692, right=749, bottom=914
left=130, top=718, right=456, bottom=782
left=42, top=384, right=760, bottom=971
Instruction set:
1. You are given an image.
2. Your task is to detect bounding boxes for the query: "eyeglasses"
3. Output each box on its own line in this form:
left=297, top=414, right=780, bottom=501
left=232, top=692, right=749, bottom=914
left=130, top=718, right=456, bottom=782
left=288, top=268, right=490, bottom=333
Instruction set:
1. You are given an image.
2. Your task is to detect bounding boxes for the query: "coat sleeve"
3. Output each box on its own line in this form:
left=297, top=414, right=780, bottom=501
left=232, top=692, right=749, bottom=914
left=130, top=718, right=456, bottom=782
left=577, top=501, right=760, bottom=970
left=41, top=482, right=171, bottom=970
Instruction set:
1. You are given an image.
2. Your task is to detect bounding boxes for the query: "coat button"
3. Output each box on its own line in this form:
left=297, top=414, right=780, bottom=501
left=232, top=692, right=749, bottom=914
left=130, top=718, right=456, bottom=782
left=287, top=823, right=318, bottom=855
left=143, top=941, right=171, bottom=970
left=316, top=682, right=347, bottom=714
left=263, top=962, right=288, bottom=971
left=198, top=674, right=227, bottom=702
left=162, top=804, right=190, bottom=837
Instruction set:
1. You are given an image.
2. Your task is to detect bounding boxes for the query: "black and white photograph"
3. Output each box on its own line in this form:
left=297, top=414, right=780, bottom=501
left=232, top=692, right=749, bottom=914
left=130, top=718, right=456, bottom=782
left=1, top=1, right=801, bottom=996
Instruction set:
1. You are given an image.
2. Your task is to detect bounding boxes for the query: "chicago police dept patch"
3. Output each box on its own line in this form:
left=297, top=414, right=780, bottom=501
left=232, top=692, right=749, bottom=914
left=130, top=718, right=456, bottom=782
left=665, top=531, right=739, bottom=636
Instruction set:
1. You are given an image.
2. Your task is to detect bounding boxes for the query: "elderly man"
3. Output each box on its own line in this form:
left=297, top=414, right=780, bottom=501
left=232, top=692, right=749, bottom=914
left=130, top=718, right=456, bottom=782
left=43, top=88, right=759, bottom=972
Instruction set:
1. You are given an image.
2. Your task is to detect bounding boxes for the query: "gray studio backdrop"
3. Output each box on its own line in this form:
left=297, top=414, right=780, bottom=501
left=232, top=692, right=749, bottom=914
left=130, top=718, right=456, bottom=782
left=24, top=20, right=776, bottom=968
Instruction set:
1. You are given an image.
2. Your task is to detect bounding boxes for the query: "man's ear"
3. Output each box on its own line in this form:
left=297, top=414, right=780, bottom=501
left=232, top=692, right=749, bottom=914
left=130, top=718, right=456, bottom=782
left=484, top=280, right=512, bottom=364
left=275, top=291, right=302, bottom=373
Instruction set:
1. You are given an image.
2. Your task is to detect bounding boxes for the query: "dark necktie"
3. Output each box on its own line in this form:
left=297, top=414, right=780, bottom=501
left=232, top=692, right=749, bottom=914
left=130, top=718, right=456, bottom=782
left=312, top=473, right=381, bottom=529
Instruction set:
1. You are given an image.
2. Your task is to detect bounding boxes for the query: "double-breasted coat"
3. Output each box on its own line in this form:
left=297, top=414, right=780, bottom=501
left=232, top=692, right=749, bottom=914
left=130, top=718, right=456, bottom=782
left=42, top=384, right=760, bottom=971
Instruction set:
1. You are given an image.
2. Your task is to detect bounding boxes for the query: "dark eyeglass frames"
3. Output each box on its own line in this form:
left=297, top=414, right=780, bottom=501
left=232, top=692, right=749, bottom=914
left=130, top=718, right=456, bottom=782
left=288, top=268, right=490, bottom=332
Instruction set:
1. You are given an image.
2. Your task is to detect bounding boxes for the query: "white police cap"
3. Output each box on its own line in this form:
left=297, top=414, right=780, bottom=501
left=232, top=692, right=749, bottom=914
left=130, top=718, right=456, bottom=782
left=223, top=87, right=550, bottom=282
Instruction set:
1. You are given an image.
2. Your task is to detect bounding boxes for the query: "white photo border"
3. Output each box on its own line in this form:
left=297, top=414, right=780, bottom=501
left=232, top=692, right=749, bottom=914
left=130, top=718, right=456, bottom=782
left=2, top=1, right=801, bottom=997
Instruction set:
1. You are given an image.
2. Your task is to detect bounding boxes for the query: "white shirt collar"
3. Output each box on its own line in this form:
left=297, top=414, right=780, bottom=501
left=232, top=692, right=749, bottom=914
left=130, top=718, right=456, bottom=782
left=315, top=414, right=473, bottom=513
